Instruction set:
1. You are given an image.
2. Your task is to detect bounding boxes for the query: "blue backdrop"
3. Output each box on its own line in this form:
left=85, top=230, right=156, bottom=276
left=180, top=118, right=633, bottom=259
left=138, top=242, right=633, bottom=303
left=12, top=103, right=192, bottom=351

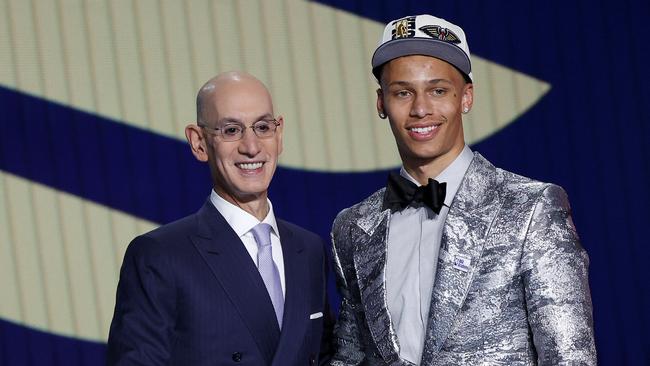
left=1, top=0, right=649, bottom=364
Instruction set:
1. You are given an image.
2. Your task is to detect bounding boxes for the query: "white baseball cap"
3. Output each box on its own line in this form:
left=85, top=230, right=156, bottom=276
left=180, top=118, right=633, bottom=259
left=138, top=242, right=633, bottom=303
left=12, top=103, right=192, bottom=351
left=371, top=14, right=473, bottom=82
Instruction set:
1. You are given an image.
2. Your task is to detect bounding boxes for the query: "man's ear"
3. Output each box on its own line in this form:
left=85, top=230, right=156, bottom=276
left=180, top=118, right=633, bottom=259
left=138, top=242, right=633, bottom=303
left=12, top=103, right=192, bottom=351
left=275, top=115, right=284, bottom=155
left=376, top=88, right=386, bottom=119
left=461, top=83, right=474, bottom=113
left=185, top=124, right=209, bottom=162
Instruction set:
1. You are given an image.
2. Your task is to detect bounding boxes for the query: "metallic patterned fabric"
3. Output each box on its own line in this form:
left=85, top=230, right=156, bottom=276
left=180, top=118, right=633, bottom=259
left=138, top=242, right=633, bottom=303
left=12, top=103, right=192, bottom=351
left=329, top=153, right=596, bottom=365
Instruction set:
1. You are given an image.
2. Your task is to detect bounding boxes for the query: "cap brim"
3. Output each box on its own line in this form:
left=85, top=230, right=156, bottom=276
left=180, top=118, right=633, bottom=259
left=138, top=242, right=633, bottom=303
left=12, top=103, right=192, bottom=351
left=372, top=38, right=471, bottom=78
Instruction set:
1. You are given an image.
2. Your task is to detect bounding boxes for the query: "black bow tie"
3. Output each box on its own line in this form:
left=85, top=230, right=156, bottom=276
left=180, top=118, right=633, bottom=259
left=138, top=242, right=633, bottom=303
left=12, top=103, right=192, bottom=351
left=382, top=171, right=447, bottom=214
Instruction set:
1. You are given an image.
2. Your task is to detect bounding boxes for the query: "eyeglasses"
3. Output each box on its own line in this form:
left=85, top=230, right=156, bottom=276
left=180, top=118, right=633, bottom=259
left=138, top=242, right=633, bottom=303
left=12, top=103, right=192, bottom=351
left=199, top=119, right=280, bottom=141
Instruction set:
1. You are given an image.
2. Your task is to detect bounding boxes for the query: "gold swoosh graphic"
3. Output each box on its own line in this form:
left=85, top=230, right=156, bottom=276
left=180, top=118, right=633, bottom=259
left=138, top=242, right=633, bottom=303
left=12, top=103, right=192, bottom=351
left=0, top=171, right=156, bottom=342
left=1, top=0, right=549, bottom=172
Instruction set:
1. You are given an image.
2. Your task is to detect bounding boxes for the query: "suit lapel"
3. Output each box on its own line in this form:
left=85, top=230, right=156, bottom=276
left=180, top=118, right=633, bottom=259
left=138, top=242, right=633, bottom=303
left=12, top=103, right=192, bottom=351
left=190, top=200, right=280, bottom=365
left=352, top=194, right=401, bottom=364
left=421, top=154, right=502, bottom=360
left=271, top=221, right=309, bottom=365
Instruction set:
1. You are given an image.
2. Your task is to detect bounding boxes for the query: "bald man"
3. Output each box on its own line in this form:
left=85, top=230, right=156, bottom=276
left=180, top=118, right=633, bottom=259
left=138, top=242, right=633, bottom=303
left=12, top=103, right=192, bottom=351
left=107, top=72, right=332, bottom=366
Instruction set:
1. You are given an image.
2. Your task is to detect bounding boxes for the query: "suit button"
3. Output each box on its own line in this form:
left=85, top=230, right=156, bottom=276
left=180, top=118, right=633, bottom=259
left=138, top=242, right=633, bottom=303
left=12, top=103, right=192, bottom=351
left=231, top=352, right=242, bottom=362
left=309, top=354, right=316, bottom=365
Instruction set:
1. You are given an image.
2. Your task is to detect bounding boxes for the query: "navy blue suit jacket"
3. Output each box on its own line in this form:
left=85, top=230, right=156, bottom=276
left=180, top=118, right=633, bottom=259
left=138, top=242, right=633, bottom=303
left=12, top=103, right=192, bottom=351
left=107, top=199, right=330, bottom=365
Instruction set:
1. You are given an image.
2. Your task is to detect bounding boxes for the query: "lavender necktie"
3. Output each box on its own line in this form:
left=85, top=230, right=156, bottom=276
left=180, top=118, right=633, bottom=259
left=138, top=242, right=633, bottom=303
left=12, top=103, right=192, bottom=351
left=251, top=223, right=284, bottom=327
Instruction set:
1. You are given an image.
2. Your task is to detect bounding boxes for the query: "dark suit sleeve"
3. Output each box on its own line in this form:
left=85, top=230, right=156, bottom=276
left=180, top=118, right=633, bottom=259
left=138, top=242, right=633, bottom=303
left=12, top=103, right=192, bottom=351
left=521, top=185, right=597, bottom=365
left=107, top=235, right=177, bottom=365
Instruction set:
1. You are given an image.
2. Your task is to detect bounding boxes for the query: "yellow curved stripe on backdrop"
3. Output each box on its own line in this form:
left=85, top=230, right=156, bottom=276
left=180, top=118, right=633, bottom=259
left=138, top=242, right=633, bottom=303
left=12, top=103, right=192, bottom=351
left=0, top=0, right=549, bottom=172
left=0, top=171, right=156, bottom=342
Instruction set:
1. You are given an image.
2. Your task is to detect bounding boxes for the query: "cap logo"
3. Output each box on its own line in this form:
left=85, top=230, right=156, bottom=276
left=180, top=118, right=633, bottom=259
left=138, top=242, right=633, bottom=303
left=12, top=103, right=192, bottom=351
left=419, top=25, right=461, bottom=44
left=391, top=17, right=416, bottom=39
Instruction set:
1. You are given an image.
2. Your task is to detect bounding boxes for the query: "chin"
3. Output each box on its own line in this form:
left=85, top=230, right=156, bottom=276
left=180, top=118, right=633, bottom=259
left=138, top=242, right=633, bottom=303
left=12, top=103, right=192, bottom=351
left=401, top=147, right=444, bottom=162
left=236, top=182, right=270, bottom=196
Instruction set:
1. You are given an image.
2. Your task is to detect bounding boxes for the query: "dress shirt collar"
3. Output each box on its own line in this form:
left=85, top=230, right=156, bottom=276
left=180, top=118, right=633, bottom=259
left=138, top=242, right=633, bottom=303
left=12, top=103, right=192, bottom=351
left=209, top=190, right=280, bottom=238
left=400, top=145, right=474, bottom=207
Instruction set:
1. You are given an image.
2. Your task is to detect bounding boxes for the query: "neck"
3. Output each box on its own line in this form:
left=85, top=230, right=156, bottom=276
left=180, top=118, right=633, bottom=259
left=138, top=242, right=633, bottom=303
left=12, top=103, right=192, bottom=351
left=215, top=188, right=270, bottom=221
left=402, top=145, right=464, bottom=185
left=241, top=200, right=270, bottom=221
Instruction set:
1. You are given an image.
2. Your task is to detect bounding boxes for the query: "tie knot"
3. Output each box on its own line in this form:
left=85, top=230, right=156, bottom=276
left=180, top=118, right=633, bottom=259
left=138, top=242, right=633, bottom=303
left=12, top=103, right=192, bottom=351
left=382, top=171, right=447, bottom=214
left=251, top=223, right=273, bottom=248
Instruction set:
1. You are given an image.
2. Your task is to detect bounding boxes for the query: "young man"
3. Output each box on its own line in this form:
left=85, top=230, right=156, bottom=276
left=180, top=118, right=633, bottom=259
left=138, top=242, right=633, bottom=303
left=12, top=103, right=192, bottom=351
left=107, top=71, right=331, bottom=365
left=330, top=15, right=596, bottom=365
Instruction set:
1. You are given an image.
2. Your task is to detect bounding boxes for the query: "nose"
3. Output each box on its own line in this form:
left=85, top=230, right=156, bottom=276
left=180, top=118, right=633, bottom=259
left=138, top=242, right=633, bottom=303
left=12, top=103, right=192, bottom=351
left=410, top=92, right=432, bottom=118
left=237, top=128, right=262, bottom=157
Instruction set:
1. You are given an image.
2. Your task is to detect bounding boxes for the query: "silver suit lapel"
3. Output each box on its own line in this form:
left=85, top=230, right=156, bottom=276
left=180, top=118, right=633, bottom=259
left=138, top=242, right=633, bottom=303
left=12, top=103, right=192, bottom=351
left=352, top=203, right=402, bottom=364
left=421, top=153, right=502, bottom=360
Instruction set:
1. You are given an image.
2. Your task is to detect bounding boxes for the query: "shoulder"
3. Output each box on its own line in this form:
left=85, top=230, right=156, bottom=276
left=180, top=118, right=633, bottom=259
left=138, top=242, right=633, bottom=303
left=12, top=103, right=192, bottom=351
left=490, top=162, right=569, bottom=209
left=470, top=153, right=572, bottom=214
left=126, top=213, right=199, bottom=258
left=465, top=153, right=549, bottom=203
left=277, top=219, right=324, bottom=244
left=277, top=219, right=327, bottom=270
left=332, top=188, right=386, bottom=231
left=497, top=168, right=548, bottom=194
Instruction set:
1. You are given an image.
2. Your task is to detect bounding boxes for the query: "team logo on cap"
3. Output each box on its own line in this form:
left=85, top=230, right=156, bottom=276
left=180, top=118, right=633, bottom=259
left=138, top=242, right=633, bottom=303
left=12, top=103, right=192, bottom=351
left=392, top=17, right=416, bottom=39
left=419, top=25, right=461, bottom=44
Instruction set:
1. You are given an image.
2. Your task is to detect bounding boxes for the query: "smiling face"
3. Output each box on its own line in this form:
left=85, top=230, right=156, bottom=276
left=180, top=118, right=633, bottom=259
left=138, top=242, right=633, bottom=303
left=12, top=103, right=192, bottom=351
left=377, top=55, right=473, bottom=181
left=186, top=73, right=283, bottom=208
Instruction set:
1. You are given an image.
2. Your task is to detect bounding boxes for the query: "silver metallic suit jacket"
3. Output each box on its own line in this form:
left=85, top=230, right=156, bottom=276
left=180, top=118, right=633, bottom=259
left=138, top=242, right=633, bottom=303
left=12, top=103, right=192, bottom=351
left=329, top=153, right=596, bottom=365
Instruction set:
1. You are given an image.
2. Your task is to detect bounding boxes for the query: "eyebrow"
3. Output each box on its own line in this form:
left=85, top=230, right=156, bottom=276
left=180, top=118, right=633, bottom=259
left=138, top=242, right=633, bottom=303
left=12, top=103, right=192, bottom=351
left=387, top=79, right=452, bottom=87
left=218, top=113, right=274, bottom=125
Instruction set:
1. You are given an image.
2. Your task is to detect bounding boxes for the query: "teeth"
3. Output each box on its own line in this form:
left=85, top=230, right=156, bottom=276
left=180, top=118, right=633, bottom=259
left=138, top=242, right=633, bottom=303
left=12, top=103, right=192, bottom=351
left=411, top=126, right=435, bottom=133
left=238, top=162, right=263, bottom=170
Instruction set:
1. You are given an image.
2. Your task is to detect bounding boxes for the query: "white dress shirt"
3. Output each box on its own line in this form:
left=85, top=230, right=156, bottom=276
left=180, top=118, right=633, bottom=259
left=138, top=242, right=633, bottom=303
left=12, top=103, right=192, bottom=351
left=209, top=190, right=286, bottom=296
left=386, top=145, right=474, bottom=364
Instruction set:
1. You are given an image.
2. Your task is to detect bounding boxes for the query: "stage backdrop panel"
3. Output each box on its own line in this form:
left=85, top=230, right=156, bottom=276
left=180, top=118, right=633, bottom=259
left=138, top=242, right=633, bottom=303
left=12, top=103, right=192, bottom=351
left=0, top=0, right=648, bottom=365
